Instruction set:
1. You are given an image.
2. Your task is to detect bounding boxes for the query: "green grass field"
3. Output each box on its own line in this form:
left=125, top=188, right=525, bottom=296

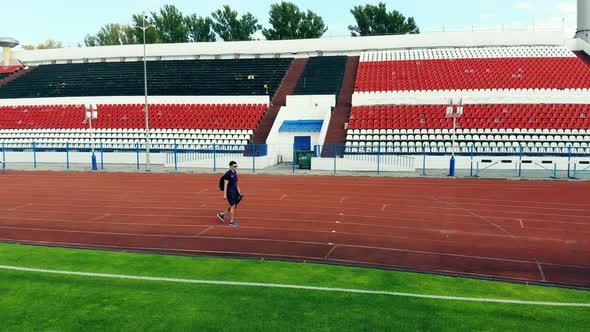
left=0, top=242, right=589, bottom=331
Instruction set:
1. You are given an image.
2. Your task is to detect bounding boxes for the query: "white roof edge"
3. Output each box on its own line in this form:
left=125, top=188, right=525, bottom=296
left=12, top=31, right=570, bottom=64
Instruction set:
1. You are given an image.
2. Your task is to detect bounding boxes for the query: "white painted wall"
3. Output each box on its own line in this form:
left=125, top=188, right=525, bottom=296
left=0, top=95, right=269, bottom=107
left=4, top=151, right=166, bottom=165
left=352, top=89, right=590, bottom=106
left=266, top=95, right=335, bottom=162
left=577, top=0, right=590, bottom=43
left=567, top=37, right=590, bottom=55
left=408, top=154, right=587, bottom=171
left=310, top=154, right=590, bottom=173
left=168, top=155, right=274, bottom=170
left=312, top=156, right=415, bottom=172
left=5, top=149, right=588, bottom=174
left=12, top=31, right=569, bottom=65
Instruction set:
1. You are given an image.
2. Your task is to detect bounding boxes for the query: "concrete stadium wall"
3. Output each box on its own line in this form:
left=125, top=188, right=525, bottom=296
left=3, top=150, right=166, bottom=165
left=266, top=95, right=335, bottom=162
left=352, top=89, right=590, bottom=106
left=311, top=154, right=590, bottom=172
left=13, top=31, right=569, bottom=65
left=567, top=37, right=590, bottom=54
left=168, top=155, right=274, bottom=170
left=5, top=149, right=590, bottom=174
left=0, top=95, right=270, bottom=107
left=312, top=157, right=415, bottom=172
left=416, top=155, right=577, bottom=170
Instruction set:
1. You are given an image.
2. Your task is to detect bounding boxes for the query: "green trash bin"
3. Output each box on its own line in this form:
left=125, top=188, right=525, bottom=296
left=296, top=150, right=313, bottom=169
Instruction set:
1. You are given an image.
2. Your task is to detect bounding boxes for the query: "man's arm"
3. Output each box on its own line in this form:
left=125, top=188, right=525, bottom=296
left=224, top=179, right=229, bottom=198
left=237, top=185, right=242, bottom=195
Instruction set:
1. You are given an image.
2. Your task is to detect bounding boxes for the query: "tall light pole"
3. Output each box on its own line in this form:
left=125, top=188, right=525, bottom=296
left=446, top=98, right=463, bottom=177
left=85, top=104, right=98, bottom=171
left=140, top=13, right=152, bottom=171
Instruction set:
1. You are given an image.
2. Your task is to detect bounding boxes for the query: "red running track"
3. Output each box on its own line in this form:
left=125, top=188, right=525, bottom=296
left=0, top=171, right=589, bottom=288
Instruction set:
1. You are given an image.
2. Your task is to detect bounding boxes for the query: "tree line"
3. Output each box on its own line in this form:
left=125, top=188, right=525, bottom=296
left=81, top=2, right=419, bottom=47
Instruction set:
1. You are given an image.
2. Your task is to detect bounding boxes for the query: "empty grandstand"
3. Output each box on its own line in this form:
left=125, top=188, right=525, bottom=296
left=0, top=59, right=291, bottom=98
left=0, top=29, right=589, bottom=173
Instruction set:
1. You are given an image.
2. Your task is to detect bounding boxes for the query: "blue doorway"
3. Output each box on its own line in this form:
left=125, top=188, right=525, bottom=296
left=294, top=136, right=311, bottom=151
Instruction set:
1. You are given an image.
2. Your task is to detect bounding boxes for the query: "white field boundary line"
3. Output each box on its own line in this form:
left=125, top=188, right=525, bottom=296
left=0, top=265, right=588, bottom=307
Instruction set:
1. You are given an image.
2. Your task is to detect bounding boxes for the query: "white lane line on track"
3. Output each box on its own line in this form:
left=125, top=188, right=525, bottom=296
left=325, top=257, right=584, bottom=288
left=89, top=214, right=109, bottom=222
left=324, top=245, right=338, bottom=259
left=0, top=238, right=324, bottom=260
left=8, top=204, right=32, bottom=211
left=197, top=227, right=214, bottom=236
left=5, top=187, right=589, bottom=210
left=4, top=200, right=590, bottom=226
left=0, top=219, right=489, bottom=249
left=537, top=260, right=547, bottom=282
left=2, top=231, right=588, bottom=270
left=4, top=187, right=590, bottom=212
left=0, top=265, right=588, bottom=307
left=433, top=197, right=515, bottom=239
left=0, top=210, right=584, bottom=244
left=0, top=226, right=328, bottom=246
left=331, top=243, right=590, bottom=269
left=9, top=204, right=588, bottom=230
left=10, top=199, right=590, bottom=224
left=20, top=235, right=580, bottom=281
left=1, top=209, right=584, bottom=246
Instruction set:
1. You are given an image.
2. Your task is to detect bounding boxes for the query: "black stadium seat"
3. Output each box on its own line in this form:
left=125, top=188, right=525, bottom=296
left=0, top=59, right=292, bottom=98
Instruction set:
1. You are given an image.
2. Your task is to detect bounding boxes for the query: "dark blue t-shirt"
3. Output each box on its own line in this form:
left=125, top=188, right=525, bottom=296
left=223, top=170, right=239, bottom=193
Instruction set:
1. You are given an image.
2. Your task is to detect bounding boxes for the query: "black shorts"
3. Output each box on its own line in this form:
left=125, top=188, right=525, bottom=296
left=227, top=192, right=242, bottom=207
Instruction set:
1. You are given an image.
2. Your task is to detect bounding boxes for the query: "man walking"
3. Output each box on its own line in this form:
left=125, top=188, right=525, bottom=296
left=217, top=161, right=242, bottom=227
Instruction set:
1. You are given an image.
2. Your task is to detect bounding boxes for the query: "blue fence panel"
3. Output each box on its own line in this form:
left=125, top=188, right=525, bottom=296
left=0, top=140, right=587, bottom=180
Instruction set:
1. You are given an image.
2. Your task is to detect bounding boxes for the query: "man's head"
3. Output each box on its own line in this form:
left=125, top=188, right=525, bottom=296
left=229, top=161, right=238, bottom=170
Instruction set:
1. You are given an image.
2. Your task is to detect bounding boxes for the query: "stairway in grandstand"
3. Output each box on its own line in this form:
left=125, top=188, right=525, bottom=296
left=0, top=57, right=295, bottom=158
left=0, top=57, right=298, bottom=163
left=574, top=51, right=590, bottom=66
left=0, top=66, right=32, bottom=87
left=3, top=44, right=590, bottom=163
left=251, top=58, right=308, bottom=144
left=321, top=56, right=359, bottom=157
left=293, top=56, right=348, bottom=97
